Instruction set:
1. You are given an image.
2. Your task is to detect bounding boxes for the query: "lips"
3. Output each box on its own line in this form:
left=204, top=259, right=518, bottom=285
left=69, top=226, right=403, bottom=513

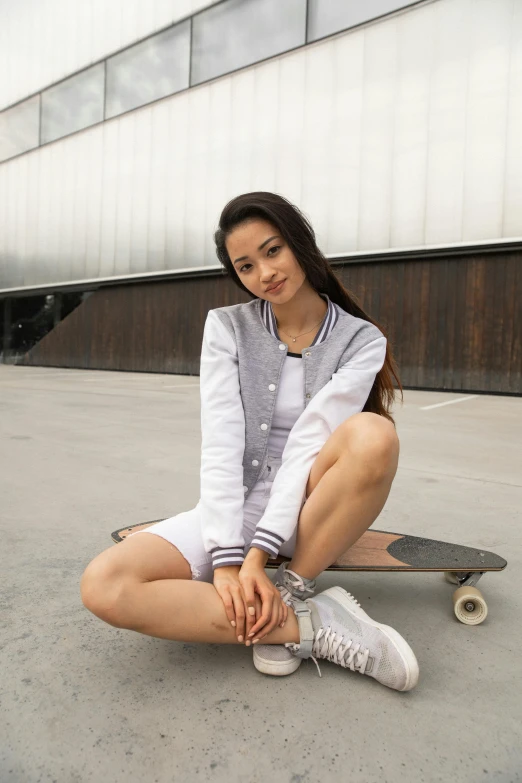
left=266, top=279, right=286, bottom=293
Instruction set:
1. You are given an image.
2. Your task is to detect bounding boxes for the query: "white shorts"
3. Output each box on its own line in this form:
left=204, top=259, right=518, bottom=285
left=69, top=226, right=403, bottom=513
left=130, top=454, right=299, bottom=582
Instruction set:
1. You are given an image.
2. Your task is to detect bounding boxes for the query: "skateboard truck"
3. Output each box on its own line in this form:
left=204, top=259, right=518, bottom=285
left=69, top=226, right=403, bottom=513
left=452, top=571, right=484, bottom=588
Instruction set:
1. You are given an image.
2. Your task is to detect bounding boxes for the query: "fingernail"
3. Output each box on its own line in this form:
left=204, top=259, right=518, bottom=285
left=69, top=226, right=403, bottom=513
left=245, top=640, right=251, bottom=646
left=282, top=622, right=285, bottom=627
left=248, top=607, right=255, bottom=616
left=248, top=632, right=254, bottom=637
left=238, top=636, right=243, bottom=642
left=231, top=621, right=236, bottom=627
left=253, top=639, right=259, bottom=644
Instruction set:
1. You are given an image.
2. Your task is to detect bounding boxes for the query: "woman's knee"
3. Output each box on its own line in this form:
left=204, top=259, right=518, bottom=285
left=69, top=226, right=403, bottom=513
left=80, top=552, right=133, bottom=628
left=340, top=413, right=399, bottom=479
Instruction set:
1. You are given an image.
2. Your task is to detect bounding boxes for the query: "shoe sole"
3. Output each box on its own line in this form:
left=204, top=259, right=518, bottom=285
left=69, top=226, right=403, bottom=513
left=320, top=586, right=419, bottom=691
left=253, top=647, right=302, bottom=676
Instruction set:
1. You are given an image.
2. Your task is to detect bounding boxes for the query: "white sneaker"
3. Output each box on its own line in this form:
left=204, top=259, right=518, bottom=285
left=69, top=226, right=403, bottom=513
left=253, top=563, right=316, bottom=677
left=252, top=642, right=302, bottom=676
left=287, top=586, right=419, bottom=692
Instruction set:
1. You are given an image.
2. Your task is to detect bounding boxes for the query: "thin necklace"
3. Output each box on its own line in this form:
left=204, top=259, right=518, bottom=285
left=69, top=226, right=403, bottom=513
left=278, top=316, right=325, bottom=343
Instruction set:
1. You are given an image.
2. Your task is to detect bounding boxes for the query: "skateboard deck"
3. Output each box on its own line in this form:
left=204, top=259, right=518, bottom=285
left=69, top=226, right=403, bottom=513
left=111, top=522, right=506, bottom=625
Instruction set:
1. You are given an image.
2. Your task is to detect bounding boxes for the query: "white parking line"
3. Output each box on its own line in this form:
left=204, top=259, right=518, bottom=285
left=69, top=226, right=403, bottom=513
left=421, top=395, right=478, bottom=411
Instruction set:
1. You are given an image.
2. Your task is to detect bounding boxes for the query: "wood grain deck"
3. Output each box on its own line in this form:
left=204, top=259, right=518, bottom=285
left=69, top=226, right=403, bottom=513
left=111, top=522, right=507, bottom=572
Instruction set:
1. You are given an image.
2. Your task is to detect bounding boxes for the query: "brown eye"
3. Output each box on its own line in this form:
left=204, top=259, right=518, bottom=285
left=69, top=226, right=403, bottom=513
left=267, top=246, right=280, bottom=256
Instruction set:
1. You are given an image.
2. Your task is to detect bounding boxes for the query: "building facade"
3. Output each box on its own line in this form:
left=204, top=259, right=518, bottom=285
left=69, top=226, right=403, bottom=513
left=0, top=0, right=520, bottom=392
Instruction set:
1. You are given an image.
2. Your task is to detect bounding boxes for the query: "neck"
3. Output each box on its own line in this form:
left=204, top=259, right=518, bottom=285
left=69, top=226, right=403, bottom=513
left=271, top=283, right=327, bottom=336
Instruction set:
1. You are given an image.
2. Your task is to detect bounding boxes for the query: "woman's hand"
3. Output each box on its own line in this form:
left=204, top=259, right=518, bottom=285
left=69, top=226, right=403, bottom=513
left=213, top=566, right=248, bottom=643
left=239, top=549, right=288, bottom=643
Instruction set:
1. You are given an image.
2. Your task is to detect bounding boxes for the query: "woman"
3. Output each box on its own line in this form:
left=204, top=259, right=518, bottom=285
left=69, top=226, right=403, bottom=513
left=81, top=192, right=419, bottom=692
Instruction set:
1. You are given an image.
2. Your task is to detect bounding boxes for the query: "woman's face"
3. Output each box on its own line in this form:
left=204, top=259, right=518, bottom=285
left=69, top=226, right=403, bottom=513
left=225, top=218, right=307, bottom=303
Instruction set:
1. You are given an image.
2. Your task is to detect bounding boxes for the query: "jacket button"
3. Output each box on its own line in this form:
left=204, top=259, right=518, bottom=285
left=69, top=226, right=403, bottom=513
left=268, top=384, right=276, bottom=391
left=243, top=485, right=248, bottom=493
left=252, top=460, right=259, bottom=466
left=260, top=423, right=268, bottom=431
left=279, top=344, right=286, bottom=351
left=305, top=351, right=311, bottom=357
left=306, top=393, right=311, bottom=399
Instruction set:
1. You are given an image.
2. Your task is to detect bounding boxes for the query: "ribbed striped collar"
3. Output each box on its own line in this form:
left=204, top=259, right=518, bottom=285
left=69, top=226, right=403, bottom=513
left=260, top=293, right=340, bottom=347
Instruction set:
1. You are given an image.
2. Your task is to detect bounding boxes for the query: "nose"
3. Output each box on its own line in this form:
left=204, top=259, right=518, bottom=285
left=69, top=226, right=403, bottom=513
left=259, top=261, right=277, bottom=281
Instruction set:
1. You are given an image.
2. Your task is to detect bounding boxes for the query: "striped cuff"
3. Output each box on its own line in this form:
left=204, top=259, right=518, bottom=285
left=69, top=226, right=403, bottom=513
left=211, top=547, right=245, bottom=570
left=249, top=528, right=285, bottom=559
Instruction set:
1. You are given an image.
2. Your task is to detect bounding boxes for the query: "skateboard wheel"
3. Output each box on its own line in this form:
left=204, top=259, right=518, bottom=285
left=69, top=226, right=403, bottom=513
left=452, top=586, right=488, bottom=625
left=444, top=571, right=460, bottom=585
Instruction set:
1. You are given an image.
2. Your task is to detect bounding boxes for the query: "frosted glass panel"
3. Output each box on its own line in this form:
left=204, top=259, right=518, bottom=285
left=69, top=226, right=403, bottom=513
left=191, top=0, right=306, bottom=85
left=41, top=64, right=104, bottom=144
left=308, top=0, right=418, bottom=42
left=106, top=21, right=191, bottom=119
left=0, top=96, right=40, bottom=162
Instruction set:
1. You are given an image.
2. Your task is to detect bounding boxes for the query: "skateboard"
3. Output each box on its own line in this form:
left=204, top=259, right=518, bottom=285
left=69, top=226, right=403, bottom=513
left=111, top=522, right=507, bottom=626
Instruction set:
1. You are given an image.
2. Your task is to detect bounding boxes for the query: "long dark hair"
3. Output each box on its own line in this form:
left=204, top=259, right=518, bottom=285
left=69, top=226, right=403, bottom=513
left=214, top=192, right=402, bottom=422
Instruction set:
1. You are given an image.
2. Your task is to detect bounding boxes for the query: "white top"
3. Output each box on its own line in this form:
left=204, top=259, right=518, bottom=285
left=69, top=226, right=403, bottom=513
left=266, top=353, right=305, bottom=458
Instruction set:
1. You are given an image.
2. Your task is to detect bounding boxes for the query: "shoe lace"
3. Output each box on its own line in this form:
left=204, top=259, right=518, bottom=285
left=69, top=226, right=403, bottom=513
left=309, top=627, right=370, bottom=678
left=277, top=583, right=295, bottom=606
left=276, top=568, right=315, bottom=607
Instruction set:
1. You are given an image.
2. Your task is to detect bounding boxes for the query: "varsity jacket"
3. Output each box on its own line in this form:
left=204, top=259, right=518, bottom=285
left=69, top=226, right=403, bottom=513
left=198, top=295, right=387, bottom=569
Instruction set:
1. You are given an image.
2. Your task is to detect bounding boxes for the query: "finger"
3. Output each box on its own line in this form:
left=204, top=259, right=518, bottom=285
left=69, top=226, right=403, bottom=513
left=241, top=579, right=257, bottom=638
left=254, top=598, right=282, bottom=642
left=219, top=587, right=236, bottom=628
left=247, top=592, right=273, bottom=639
left=231, top=589, right=246, bottom=642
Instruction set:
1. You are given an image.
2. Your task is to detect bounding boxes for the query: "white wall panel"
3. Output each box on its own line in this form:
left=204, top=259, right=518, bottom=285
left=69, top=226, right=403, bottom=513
left=164, top=93, right=190, bottom=269
left=390, top=3, right=433, bottom=247
left=300, top=44, right=336, bottom=248
left=227, top=69, right=255, bottom=201
left=1, top=0, right=522, bottom=291
left=185, top=87, right=212, bottom=265
left=322, top=34, right=365, bottom=254
left=274, top=56, right=306, bottom=211
left=461, top=0, right=512, bottom=240
left=250, top=62, right=280, bottom=194
left=204, top=78, right=233, bottom=263
left=358, top=20, right=397, bottom=250
left=425, top=0, right=470, bottom=243
left=83, top=131, right=104, bottom=280
left=147, top=101, right=170, bottom=271
left=112, top=118, right=133, bottom=278
left=98, top=120, right=120, bottom=279
left=130, top=110, right=153, bottom=273
left=503, top=0, right=522, bottom=236
left=0, top=0, right=222, bottom=110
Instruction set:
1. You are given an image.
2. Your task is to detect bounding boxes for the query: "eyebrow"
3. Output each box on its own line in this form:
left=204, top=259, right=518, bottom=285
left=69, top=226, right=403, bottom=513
left=233, top=235, right=280, bottom=266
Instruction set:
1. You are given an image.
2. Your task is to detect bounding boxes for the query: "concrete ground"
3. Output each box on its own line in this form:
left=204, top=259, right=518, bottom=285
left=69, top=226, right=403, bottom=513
left=0, top=365, right=521, bottom=783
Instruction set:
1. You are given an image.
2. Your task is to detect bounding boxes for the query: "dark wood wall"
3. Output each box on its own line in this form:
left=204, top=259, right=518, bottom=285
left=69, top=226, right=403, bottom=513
left=336, top=251, right=520, bottom=393
left=20, top=276, right=249, bottom=375
left=20, top=249, right=521, bottom=394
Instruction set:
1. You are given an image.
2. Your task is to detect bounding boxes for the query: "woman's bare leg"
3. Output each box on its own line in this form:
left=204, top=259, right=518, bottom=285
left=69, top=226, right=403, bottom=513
left=81, top=533, right=299, bottom=645
left=288, top=412, right=400, bottom=580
